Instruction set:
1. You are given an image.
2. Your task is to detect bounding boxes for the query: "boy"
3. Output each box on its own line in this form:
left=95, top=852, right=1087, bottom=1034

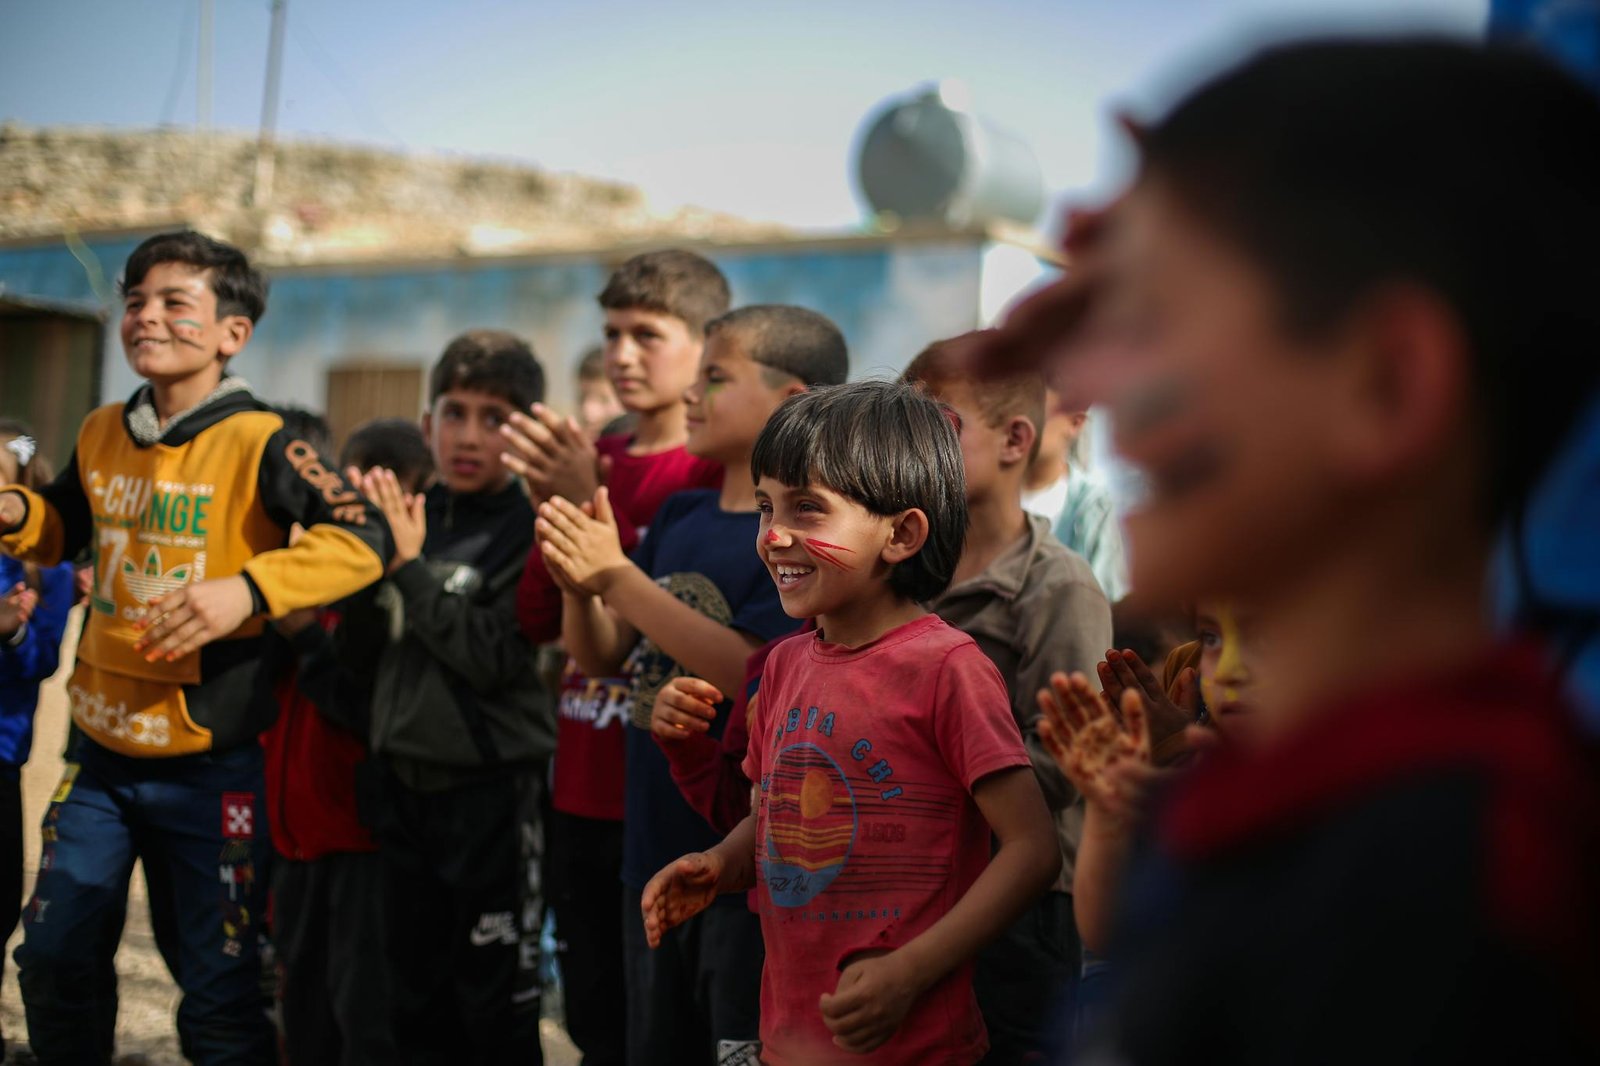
left=640, top=381, right=1060, bottom=1065
left=536, top=304, right=848, bottom=1063
left=502, top=250, right=727, bottom=1066
left=337, top=330, right=553, bottom=1064
left=263, top=417, right=434, bottom=1066
left=574, top=345, right=631, bottom=441
left=0, top=229, right=391, bottom=1063
left=988, top=40, right=1600, bottom=1060
left=1022, top=399, right=1127, bottom=602
left=902, top=340, right=1112, bottom=1063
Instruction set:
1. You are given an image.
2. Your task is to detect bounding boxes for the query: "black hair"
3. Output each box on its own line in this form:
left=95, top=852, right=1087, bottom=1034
left=705, top=305, right=850, bottom=389
left=121, top=229, right=268, bottom=323
left=1140, top=38, right=1600, bottom=521
left=597, top=249, right=731, bottom=336
left=275, top=405, right=333, bottom=458
left=428, top=329, right=545, bottom=412
left=751, top=380, right=967, bottom=602
left=341, top=417, right=435, bottom=492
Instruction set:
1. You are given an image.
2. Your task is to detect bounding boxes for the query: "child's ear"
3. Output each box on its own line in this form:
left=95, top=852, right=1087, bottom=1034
left=881, top=508, right=930, bottom=566
left=419, top=411, right=434, bottom=447
left=782, top=381, right=807, bottom=401
left=216, top=315, right=253, bottom=358
left=1001, top=415, right=1037, bottom=467
left=1331, top=283, right=1471, bottom=486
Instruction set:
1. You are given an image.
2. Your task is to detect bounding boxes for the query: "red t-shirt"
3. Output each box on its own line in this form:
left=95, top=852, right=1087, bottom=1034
left=516, top=434, right=721, bottom=821
left=742, top=615, right=1032, bottom=1066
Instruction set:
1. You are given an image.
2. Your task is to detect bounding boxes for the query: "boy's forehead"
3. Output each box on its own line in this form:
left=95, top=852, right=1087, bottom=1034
left=128, top=261, right=212, bottom=294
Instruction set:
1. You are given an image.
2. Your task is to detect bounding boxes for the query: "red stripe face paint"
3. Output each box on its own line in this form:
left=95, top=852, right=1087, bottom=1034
left=765, top=529, right=781, bottom=545
left=803, top=538, right=856, bottom=571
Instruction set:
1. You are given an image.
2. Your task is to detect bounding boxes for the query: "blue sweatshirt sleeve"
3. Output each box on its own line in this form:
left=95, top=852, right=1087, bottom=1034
left=0, top=562, right=75, bottom=693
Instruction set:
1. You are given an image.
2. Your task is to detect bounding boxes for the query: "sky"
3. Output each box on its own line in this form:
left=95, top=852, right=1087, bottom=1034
left=1, top=0, right=1487, bottom=231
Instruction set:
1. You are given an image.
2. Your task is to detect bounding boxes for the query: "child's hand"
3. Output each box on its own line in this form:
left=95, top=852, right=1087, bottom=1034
left=652, top=676, right=723, bottom=740
left=536, top=488, right=628, bottom=596
left=133, top=576, right=255, bottom=662
left=1097, top=648, right=1197, bottom=757
left=1036, top=671, right=1151, bottom=819
left=641, top=851, right=724, bottom=948
left=500, top=405, right=601, bottom=506
left=0, top=492, right=24, bottom=532
left=0, top=582, right=38, bottom=638
left=819, top=949, right=924, bottom=1054
left=361, top=467, right=425, bottom=574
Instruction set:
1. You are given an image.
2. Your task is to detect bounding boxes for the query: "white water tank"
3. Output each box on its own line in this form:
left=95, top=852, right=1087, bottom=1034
left=856, top=81, right=1044, bottom=229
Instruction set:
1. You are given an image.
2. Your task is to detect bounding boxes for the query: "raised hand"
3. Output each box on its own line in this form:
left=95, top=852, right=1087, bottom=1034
left=133, top=576, right=255, bottom=663
left=640, top=851, right=725, bottom=948
left=651, top=676, right=723, bottom=740
left=819, top=950, right=924, bottom=1054
left=0, top=492, right=25, bottom=533
left=1037, top=671, right=1152, bottom=820
left=0, top=582, right=38, bottom=638
left=1097, top=647, right=1196, bottom=758
left=361, top=467, right=426, bottom=574
left=536, top=488, right=628, bottom=597
left=500, top=404, right=601, bottom=506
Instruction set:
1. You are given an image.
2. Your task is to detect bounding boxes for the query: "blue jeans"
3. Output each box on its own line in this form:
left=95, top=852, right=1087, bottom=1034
left=14, top=741, right=275, bottom=1065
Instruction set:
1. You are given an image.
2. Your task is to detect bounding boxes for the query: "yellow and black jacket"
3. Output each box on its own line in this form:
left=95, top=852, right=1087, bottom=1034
left=0, top=383, right=391, bottom=757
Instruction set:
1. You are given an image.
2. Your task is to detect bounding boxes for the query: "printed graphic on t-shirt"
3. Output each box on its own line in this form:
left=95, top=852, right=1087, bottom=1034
left=557, top=661, right=631, bottom=732
left=760, top=702, right=955, bottom=917
left=625, top=571, right=731, bottom=728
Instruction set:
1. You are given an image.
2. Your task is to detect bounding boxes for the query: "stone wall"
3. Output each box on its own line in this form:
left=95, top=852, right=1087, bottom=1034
left=0, top=122, right=782, bottom=262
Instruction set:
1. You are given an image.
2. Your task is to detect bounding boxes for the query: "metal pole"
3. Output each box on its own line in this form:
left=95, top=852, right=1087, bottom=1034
left=252, top=0, right=288, bottom=207
left=197, top=0, right=213, bottom=130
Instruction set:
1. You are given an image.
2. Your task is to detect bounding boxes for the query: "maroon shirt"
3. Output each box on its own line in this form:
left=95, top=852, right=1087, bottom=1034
left=515, top=434, right=720, bottom=820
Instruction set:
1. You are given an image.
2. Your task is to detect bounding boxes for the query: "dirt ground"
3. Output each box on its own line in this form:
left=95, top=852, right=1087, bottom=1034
left=2, top=608, right=579, bottom=1065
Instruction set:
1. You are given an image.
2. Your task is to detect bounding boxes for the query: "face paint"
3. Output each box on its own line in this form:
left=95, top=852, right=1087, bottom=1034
left=803, top=538, right=856, bottom=571
left=765, top=529, right=781, bottom=545
left=701, top=379, right=724, bottom=416
left=1200, top=605, right=1249, bottom=711
left=172, top=319, right=207, bottom=350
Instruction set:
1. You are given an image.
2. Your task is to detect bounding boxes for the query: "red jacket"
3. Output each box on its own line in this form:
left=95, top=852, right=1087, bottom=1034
left=261, top=610, right=375, bottom=860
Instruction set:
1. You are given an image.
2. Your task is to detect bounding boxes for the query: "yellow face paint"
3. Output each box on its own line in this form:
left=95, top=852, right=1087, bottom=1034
left=1200, top=604, right=1250, bottom=711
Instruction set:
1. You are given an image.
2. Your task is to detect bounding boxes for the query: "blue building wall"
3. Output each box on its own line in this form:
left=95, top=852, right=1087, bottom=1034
left=0, top=233, right=984, bottom=417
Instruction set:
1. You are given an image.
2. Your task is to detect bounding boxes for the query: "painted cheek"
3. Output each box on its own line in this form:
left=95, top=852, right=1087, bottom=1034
left=803, top=538, right=856, bottom=571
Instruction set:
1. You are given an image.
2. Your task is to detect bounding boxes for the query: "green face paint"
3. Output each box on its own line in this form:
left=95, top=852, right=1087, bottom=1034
left=174, top=318, right=203, bottom=330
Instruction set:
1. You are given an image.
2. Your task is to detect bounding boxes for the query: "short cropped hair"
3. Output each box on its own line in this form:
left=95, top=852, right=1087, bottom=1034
left=1140, top=39, right=1600, bottom=521
left=706, top=305, right=849, bottom=389
left=902, top=332, right=1044, bottom=463
left=275, top=406, right=333, bottom=458
left=428, top=329, right=545, bottom=412
left=341, top=417, right=435, bottom=492
left=751, top=380, right=967, bottom=602
left=121, top=230, right=268, bottom=323
left=597, top=250, right=731, bottom=336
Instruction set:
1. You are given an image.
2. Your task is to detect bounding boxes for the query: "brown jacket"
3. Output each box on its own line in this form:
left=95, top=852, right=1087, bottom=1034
left=932, top=514, right=1113, bottom=891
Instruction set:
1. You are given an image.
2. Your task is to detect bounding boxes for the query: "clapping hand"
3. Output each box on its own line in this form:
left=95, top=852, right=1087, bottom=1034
left=1098, top=648, right=1197, bottom=761
left=536, top=488, right=628, bottom=597
left=0, top=582, right=38, bottom=639
left=1037, top=671, right=1158, bottom=823
left=360, top=467, right=426, bottom=574
left=500, top=404, right=604, bottom=506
